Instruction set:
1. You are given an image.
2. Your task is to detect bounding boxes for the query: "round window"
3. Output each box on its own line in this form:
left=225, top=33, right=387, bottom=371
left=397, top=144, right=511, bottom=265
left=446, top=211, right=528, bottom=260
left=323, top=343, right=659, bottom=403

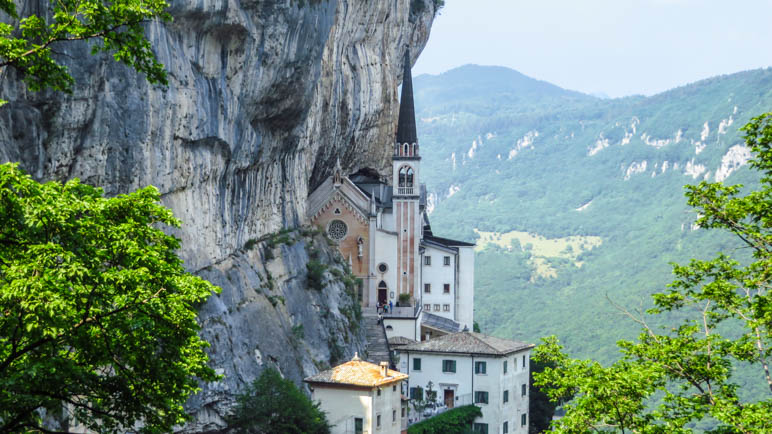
left=378, top=263, right=388, bottom=273
left=327, top=220, right=348, bottom=240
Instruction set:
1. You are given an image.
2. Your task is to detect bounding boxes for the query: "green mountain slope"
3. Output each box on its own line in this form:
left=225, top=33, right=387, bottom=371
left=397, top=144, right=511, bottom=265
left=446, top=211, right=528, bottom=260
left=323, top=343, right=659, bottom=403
left=416, top=66, right=772, bottom=372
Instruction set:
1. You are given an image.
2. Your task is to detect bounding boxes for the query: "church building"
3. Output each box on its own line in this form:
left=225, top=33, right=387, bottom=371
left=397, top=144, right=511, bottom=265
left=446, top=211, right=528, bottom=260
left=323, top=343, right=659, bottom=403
left=307, top=51, right=474, bottom=333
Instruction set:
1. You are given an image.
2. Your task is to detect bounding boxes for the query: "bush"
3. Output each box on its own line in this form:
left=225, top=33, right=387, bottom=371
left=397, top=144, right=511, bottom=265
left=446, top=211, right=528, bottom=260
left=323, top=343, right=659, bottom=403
left=307, top=260, right=327, bottom=291
left=398, top=293, right=412, bottom=306
left=226, top=368, right=330, bottom=433
left=407, top=405, right=482, bottom=434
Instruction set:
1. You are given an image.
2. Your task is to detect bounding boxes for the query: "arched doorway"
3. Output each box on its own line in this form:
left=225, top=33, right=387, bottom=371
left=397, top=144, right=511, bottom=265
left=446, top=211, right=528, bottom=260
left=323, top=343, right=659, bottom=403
left=378, top=281, right=388, bottom=306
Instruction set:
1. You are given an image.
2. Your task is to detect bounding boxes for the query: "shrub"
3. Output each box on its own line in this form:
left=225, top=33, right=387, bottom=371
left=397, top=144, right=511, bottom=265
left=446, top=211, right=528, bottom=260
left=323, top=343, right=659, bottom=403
left=398, top=293, right=412, bottom=306
left=307, top=260, right=327, bottom=291
left=226, top=368, right=330, bottom=434
left=407, top=405, right=482, bottom=434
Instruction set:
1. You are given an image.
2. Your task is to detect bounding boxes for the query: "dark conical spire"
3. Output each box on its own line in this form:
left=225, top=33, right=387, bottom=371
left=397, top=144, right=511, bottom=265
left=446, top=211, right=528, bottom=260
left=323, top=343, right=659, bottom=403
left=396, top=49, right=417, bottom=145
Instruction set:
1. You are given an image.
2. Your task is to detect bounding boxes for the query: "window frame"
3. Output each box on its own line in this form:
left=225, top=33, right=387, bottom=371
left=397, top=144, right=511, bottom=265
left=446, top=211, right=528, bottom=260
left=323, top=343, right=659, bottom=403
left=521, top=413, right=527, bottom=426
left=424, top=256, right=431, bottom=266
left=441, top=359, right=457, bottom=373
left=474, top=361, right=487, bottom=375
left=433, top=304, right=441, bottom=312
left=474, top=391, right=489, bottom=404
left=424, top=283, right=431, bottom=293
left=503, top=389, right=509, bottom=403
left=472, top=423, right=488, bottom=434
left=443, top=304, right=450, bottom=312
left=413, top=358, right=422, bottom=371
left=443, top=283, right=450, bottom=294
left=443, top=255, right=451, bottom=266
left=504, top=360, right=508, bottom=374
left=522, top=383, right=527, bottom=396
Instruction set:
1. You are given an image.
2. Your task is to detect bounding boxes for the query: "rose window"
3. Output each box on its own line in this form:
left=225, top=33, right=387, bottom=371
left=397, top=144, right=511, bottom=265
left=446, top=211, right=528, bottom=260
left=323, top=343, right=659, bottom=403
left=328, top=220, right=348, bottom=240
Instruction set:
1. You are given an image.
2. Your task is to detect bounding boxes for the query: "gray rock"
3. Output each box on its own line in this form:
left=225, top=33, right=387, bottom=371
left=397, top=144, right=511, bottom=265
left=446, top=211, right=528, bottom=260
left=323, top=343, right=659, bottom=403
left=0, top=0, right=436, bottom=431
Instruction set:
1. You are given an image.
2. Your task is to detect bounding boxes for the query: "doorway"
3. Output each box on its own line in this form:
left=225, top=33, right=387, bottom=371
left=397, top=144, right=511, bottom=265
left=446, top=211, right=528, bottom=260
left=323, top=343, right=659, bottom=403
left=444, top=389, right=455, bottom=409
left=378, top=281, right=388, bottom=306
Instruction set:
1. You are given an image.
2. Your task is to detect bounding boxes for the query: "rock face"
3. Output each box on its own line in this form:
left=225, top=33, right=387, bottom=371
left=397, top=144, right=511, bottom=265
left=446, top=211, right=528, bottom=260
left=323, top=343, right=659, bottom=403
left=0, top=0, right=436, bottom=431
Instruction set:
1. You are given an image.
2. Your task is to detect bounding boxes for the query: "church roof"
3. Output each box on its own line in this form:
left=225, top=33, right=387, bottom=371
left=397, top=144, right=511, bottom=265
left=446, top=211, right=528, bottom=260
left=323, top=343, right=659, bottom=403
left=399, top=331, right=534, bottom=357
left=396, top=49, right=417, bottom=145
left=423, top=234, right=476, bottom=248
left=421, top=312, right=463, bottom=334
left=304, top=354, right=407, bottom=388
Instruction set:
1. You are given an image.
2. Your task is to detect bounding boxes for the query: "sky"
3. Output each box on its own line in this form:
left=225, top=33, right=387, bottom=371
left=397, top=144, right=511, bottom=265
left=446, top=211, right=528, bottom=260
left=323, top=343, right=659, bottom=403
left=413, top=0, right=772, bottom=98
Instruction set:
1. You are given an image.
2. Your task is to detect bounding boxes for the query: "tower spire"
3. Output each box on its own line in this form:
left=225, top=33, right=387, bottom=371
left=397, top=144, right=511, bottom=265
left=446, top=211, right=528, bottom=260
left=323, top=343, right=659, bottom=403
left=396, top=49, right=417, bottom=145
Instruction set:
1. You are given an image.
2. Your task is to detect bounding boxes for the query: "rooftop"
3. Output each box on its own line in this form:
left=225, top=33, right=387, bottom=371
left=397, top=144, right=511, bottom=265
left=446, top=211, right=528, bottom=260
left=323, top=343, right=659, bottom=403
left=421, top=312, right=463, bottom=334
left=388, top=336, right=418, bottom=346
left=304, top=354, right=408, bottom=388
left=399, top=331, right=534, bottom=356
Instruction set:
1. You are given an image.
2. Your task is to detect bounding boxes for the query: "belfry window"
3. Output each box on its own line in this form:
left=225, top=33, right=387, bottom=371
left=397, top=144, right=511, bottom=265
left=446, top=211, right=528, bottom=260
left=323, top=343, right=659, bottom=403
left=399, top=166, right=414, bottom=188
left=404, top=143, right=409, bottom=156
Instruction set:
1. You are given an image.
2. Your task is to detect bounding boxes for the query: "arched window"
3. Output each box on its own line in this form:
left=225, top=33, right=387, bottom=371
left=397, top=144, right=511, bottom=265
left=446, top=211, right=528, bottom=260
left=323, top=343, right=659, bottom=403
left=406, top=167, right=414, bottom=187
left=398, top=166, right=407, bottom=187
left=404, top=143, right=409, bottom=156
left=378, top=280, right=388, bottom=289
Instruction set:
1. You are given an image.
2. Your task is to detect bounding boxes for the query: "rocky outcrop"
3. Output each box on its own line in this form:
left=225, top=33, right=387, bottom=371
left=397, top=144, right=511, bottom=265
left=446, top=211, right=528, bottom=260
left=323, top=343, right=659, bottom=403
left=189, top=229, right=365, bottom=432
left=0, top=0, right=434, bottom=270
left=0, top=0, right=436, bottom=431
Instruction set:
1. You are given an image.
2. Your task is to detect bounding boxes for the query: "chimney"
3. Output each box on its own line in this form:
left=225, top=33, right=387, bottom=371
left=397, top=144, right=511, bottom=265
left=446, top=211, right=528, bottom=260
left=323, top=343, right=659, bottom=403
left=380, top=361, right=389, bottom=377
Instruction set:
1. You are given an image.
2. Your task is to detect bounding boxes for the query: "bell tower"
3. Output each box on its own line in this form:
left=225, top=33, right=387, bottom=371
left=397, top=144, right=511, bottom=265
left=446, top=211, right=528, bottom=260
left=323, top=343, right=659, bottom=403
left=392, top=49, right=421, bottom=302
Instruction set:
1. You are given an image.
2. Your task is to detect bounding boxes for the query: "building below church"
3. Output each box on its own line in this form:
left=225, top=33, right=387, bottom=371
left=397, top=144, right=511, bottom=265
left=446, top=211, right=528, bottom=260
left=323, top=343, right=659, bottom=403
left=307, top=50, right=474, bottom=334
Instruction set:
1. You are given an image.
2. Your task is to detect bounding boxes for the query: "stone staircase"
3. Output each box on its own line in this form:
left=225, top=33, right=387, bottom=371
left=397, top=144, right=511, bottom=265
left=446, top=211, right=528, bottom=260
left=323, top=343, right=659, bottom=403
left=362, top=309, right=392, bottom=366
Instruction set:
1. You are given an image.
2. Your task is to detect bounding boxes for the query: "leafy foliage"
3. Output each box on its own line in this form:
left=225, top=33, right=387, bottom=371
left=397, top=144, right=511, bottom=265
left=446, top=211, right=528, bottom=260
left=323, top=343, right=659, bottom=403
left=528, top=358, right=569, bottom=433
left=0, top=0, right=170, bottom=104
left=407, top=405, right=482, bottom=434
left=226, top=368, right=331, bottom=434
left=532, top=114, right=772, bottom=432
left=0, top=163, right=219, bottom=432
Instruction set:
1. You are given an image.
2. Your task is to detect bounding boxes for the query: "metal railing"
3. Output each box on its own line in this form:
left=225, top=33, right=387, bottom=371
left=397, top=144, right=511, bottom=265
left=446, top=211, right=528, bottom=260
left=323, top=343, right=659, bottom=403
left=397, top=187, right=415, bottom=195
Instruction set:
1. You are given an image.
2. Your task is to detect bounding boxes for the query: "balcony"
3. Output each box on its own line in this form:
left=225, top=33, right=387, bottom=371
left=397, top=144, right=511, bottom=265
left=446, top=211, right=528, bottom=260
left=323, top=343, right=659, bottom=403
left=397, top=187, right=415, bottom=196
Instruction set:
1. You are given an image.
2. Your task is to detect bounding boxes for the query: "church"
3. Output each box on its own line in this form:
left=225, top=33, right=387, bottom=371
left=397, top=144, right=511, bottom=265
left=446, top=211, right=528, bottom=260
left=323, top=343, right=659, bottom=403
left=307, top=51, right=474, bottom=335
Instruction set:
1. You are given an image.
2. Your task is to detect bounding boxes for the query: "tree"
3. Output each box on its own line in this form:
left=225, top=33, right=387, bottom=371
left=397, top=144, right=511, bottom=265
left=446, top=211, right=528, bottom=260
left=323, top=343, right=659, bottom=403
left=0, top=163, right=219, bottom=432
left=0, top=0, right=170, bottom=104
left=533, top=114, right=772, bottom=433
left=226, top=368, right=331, bottom=434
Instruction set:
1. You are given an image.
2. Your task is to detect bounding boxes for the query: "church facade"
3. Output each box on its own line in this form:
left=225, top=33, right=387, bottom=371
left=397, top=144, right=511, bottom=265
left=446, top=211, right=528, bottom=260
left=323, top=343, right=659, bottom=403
left=306, top=51, right=474, bottom=332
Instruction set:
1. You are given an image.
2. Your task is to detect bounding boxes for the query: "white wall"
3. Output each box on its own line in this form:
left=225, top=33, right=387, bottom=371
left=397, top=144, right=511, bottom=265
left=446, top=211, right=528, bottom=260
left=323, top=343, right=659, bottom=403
left=373, top=229, right=398, bottom=304
left=397, top=349, right=531, bottom=434
left=420, top=245, right=457, bottom=320
left=384, top=318, right=418, bottom=341
left=312, top=387, right=373, bottom=434
left=456, top=246, right=475, bottom=330
left=312, top=381, right=405, bottom=434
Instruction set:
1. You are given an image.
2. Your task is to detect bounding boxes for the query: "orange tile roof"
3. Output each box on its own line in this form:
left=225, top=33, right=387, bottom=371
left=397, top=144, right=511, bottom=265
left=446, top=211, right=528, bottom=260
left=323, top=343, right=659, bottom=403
left=304, top=354, right=408, bottom=388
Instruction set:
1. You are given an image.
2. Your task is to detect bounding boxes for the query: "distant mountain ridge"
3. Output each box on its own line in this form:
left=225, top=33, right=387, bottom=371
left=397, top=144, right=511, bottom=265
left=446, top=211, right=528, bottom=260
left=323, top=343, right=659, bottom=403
left=415, top=62, right=772, bottom=396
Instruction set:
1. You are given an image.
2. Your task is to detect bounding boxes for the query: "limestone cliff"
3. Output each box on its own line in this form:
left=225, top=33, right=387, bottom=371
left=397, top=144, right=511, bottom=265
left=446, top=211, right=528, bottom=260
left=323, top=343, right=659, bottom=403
left=0, top=0, right=436, bottom=431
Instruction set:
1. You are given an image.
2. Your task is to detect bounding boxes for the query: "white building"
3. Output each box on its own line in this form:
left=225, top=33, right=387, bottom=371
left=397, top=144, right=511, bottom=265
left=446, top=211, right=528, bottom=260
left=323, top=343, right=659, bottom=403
left=306, top=49, right=475, bottom=334
left=397, top=332, right=534, bottom=434
left=304, top=354, right=409, bottom=434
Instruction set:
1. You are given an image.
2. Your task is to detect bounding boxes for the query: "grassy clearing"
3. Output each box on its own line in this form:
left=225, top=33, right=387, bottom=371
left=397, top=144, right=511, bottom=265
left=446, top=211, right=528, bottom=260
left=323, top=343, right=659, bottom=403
left=474, top=229, right=602, bottom=279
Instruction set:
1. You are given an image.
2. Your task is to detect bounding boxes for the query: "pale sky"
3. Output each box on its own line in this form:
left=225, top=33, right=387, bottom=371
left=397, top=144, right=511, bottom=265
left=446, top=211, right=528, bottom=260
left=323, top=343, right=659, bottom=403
left=413, top=0, right=772, bottom=98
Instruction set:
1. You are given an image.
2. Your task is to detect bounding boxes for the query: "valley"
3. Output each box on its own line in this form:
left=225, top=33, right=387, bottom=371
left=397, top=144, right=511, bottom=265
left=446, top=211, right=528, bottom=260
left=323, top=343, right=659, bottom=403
left=416, top=65, right=771, bottom=363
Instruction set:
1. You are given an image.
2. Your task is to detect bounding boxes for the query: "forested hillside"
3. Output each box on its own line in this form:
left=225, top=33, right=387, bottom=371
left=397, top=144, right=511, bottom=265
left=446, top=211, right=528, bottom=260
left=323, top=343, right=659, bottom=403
left=416, top=65, right=772, bottom=374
